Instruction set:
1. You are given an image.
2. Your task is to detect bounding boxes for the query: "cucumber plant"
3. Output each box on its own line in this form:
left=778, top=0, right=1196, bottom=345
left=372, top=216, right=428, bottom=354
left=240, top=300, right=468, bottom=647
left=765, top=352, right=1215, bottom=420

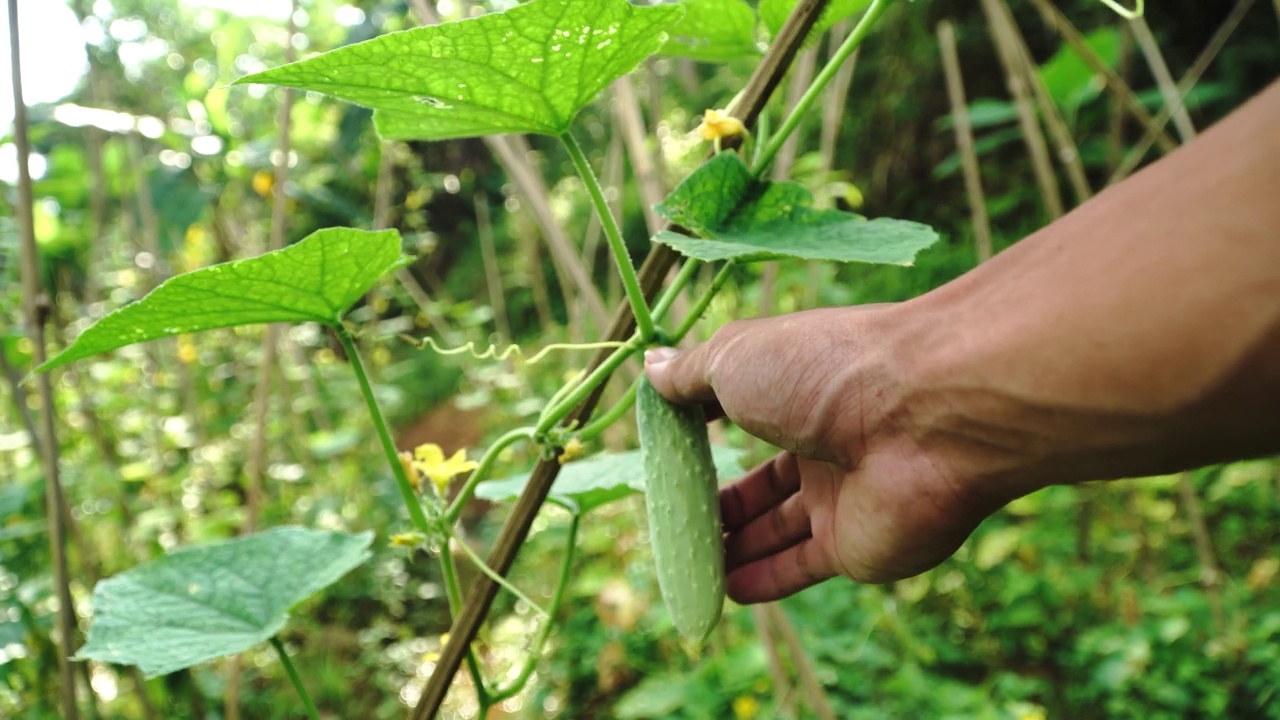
left=38, top=0, right=939, bottom=716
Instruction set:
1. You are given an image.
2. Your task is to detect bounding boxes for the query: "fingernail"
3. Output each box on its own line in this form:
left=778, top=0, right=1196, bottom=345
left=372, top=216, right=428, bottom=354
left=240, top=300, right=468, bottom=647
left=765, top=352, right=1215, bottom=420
left=644, top=347, right=678, bottom=366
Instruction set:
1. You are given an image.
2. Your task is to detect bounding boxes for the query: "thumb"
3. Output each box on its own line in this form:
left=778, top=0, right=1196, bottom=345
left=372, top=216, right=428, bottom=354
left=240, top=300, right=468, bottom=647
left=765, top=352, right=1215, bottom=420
left=643, top=345, right=719, bottom=406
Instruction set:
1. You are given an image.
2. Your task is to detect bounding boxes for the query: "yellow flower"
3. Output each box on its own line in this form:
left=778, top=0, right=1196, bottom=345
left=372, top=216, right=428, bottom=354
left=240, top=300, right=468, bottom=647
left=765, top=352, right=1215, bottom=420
left=732, top=695, right=759, bottom=720
left=697, top=109, right=746, bottom=142
left=413, top=443, right=479, bottom=498
left=251, top=170, right=273, bottom=197
left=390, top=531, right=425, bottom=548
left=558, top=437, right=585, bottom=465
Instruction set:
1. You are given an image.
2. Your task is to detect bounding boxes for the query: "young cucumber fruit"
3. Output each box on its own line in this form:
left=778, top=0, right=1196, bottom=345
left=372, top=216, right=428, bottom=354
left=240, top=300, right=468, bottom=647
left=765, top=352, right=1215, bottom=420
left=636, top=377, right=726, bottom=653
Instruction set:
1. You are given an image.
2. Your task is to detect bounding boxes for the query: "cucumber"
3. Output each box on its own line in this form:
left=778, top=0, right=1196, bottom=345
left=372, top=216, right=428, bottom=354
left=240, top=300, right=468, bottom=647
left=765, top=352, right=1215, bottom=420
left=636, top=377, right=726, bottom=652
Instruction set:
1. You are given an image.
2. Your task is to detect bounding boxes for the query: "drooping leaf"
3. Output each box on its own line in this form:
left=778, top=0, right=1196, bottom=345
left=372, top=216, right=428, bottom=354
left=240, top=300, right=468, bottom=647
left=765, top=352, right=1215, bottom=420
left=759, top=0, right=872, bottom=39
left=75, top=527, right=374, bottom=678
left=477, top=445, right=745, bottom=513
left=660, top=0, right=760, bottom=62
left=38, top=228, right=408, bottom=372
left=653, top=153, right=938, bottom=265
left=234, top=0, right=684, bottom=141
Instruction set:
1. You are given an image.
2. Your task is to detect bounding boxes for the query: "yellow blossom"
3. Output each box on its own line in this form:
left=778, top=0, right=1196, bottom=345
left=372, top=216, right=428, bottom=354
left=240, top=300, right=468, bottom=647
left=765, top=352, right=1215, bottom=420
left=558, top=437, right=585, bottom=465
left=697, top=108, right=746, bottom=142
left=390, top=531, right=425, bottom=548
left=251, top=170, right=273, bottom=197
left=413, top=443, right=479, bottom=498
left=732, top=695, right=759, bottom=720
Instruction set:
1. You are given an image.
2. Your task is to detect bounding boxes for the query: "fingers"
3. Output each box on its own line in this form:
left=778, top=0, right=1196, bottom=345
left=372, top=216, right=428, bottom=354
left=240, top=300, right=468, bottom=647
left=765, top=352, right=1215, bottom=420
left=643, top=344, right=721, bottom=406
left=719, top=454, right=801, bottom=532
left=724, top=492, right=810, bottom=571
left=726, top=538, right=835, bottom=604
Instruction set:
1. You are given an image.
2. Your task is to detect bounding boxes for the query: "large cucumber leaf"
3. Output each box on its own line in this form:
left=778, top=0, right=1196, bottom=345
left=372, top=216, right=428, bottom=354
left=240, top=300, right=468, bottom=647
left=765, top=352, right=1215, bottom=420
left=652, top=153, right=938, bottom=265
left=235, top=0, right=683, bottom=141
left=38, top=228, right=407, bottom=372
left=75, top=527, right=373, bottom=678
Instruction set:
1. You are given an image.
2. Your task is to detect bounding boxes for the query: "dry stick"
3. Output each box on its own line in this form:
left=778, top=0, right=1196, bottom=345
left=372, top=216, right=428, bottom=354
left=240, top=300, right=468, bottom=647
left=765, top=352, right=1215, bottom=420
left=473, top=191, right=511, bottom=343
left=991, top=0, right=1093, bottom=205
left=410, top=4, right=834, bottom=716
left=492, top=134, right=607, bottom=330
left=759, top=47, right=819, bottom=319
left=938, top=21, right=995, bottom=265
left=1110, top=0, right=1254, bottom=184
left=1026, top=0, right=1178, bottom=153
left=765, top=604, right=838, bottom=720
left=1128, top=16, right=1196, bottom=143
left=1176, top=473, right=1228, bottom=637
left=980, top=0, right=1063, bottom=222
left=752, top=606, right=797, bottom=719
left=1106, top=26, right=1134, bottom=174
left=7, top=0, right=79, bottom=716
left=228, top=8, right=297, bottom=719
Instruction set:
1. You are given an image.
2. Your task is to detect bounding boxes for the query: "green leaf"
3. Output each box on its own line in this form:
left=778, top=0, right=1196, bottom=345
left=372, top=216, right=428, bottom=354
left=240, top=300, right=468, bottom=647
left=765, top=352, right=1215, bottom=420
left=759, top=0, right=871, bottom=39
left=234, top=0, right=684, bottom=141
left=660, top=0, right=760, bottom=62
left=477, top=445, right=745, bottom=514
left=38, top=228, right=407, bottom=373
left=75, top=527, right=374, bottom=678
left=653, top=153, right=938, bottom=265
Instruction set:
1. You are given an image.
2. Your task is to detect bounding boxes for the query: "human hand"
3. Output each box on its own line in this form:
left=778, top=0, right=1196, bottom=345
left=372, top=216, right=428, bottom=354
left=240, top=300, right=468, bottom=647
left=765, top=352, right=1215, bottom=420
left=643, top=306, right=996, bottom=604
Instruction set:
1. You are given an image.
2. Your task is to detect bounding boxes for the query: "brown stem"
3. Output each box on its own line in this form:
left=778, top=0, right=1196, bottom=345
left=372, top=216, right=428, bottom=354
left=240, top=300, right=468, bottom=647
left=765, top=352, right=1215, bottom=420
left=8, top=0, right=80, bottom=715
left=1026, top=0, right=1179, bottom=153
left=981, top=0, right=1063, bottom=221
left=1128, top=16, right=1197, bottom=143
left=410, top=3, right=837, bottom=717
left=807, top=23, right=859, bottom=308
left=765, top=604, right=837, bottom=720
left=1106, top=26, right=1133, bottom=174
left=937, top=20, right=994, bottom=265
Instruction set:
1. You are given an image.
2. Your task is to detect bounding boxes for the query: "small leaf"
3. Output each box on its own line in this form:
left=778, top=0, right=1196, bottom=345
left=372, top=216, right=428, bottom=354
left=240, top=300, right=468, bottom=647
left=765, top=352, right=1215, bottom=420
left=660, top=0, right=760, bottom=62
left=477, top=446, right=745, bottom=514
left=75, top=527, right=374, bottom=678
left=234, top=0, right=684, bottom=141
left=759, top=0, right=872, bottom=39
left=38, top=228, right=407, bottom=372
left=653, top=153, right=938, bottom=265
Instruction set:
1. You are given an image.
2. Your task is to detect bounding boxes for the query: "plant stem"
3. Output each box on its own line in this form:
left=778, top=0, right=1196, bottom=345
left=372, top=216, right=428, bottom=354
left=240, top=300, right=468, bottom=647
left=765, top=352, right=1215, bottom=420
left=535, top=336, right=643, bottom=436
left=651, top=258, right=702, bottom=325
left=335, top=324, right=431, bottom=534
left=437, top=542, right=491, bottom=703
left=446, top=427, right=535, bottom=524
left=578, top=380, right=638, bottom=442
left=269, top=638, right=319, bottom=720
left=453, top=535, right=549, bottom=618
left=560, top=132, right=656, bottom=341
left=670, top=262, right=737, bottom=344
left=490, top=512, right=580, bottom=703
left=753, top=0, right=896, bottom=177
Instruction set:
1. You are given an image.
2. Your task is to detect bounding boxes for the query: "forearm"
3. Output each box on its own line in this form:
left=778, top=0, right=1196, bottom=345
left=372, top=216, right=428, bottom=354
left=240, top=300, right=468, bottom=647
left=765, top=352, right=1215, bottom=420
left=898, top=79, right=1280, bottom=501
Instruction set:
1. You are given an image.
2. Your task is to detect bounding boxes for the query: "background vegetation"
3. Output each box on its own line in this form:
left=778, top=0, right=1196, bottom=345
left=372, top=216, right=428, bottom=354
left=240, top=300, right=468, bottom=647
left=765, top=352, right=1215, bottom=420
left=2, top=0, right=1278, bottom=718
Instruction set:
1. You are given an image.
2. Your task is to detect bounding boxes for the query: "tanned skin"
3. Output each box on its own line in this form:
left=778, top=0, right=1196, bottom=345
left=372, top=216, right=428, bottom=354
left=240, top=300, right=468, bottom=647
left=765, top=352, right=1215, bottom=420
left=643, top=79, right=1280, bottom=604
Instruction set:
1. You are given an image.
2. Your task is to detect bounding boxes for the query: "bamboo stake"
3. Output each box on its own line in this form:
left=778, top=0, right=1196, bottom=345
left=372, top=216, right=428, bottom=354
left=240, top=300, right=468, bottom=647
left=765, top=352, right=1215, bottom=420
left=1110, top=0, right=1254, bottom=184
left=1105, top=26, right=1133, bottom=173
left=937, top=20, right=994, bottom=264
left=765, top=604, right=837, bottom=720
left=1026, top=0, right=1178, bottom=153
left=8, top=0, right=80, bottom=714
left=1128, top=16, right=1197, bottom=143
left=990, top=0, right=1093, bottom=204
left=752, top=606, right=797, bottom=718
left=228, top=6, right=297, bottom=717
left=473, top=191, right=510, bottom=343
left=411, top=3, right=834, bottom=715
left=980, top=0, right=1064, bottom=221
left=1177, top=473, right=1228, bottom=636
